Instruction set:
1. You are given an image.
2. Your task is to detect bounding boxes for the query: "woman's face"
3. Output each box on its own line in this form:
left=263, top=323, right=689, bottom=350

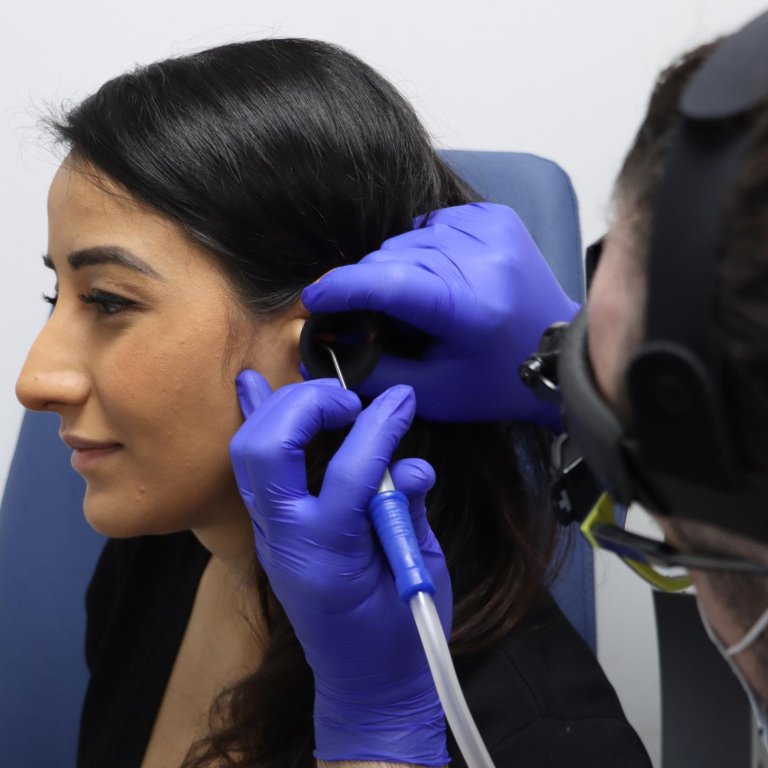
left=16, top=159, right=305, bottom=538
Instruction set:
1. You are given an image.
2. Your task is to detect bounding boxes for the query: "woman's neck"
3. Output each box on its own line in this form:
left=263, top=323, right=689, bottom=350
left=193, top=506, right=254, bottom=577
left=191, top=503, right=268, bottom=654
left=141, top=515, right=266, bottom=768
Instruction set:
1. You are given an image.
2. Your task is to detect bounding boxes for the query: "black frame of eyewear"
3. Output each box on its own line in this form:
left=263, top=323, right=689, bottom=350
left=593, top=523, right=768, bottom=577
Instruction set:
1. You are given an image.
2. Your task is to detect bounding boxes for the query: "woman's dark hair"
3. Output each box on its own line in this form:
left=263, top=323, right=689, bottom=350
left=52, top=39, right=555, bottom=768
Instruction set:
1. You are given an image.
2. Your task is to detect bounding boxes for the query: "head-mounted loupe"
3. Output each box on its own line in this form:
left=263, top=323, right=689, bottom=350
left=521, top=308, right=768, bottom=592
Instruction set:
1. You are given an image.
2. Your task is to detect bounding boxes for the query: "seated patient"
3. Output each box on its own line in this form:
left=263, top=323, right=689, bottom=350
left=15, top=39, right=651, bottom=768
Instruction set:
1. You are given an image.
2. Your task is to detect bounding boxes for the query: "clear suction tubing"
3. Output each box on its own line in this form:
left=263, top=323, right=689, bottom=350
left=370, top=471, right=496, bottom=768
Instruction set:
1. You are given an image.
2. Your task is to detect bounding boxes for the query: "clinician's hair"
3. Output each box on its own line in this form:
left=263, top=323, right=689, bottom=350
left=51, top=39, right=555, bottom=768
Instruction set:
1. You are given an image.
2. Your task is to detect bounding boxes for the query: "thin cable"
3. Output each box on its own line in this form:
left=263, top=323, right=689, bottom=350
left=323, top=345, right=394, bottom=491
left=323, top=344, right=348, bottom=389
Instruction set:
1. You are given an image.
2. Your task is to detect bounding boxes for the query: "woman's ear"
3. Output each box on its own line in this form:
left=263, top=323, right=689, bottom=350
left=240, top=300, right=308, bottom=391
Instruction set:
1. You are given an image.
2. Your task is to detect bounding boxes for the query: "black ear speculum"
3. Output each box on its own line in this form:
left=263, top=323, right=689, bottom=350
left=300, top=311, right=431, bottom=388
left=300, top=311, right=382, bottom=387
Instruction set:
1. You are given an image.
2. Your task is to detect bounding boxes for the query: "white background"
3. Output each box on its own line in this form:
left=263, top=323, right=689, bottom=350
left=3, top=1, right=767, bottom=764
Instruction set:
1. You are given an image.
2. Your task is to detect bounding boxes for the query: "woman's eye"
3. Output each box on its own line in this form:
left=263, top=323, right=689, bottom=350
left=41, top=292, right=58, bottom=307
left=78, top=289, right=137, bottom=316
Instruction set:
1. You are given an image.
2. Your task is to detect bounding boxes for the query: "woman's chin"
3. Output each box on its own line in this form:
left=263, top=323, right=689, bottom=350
left=83, top=508, right=160, bottom=539
left=81, top=487, right=180, bottom=539
left=79, top=472, right=244, bottom=538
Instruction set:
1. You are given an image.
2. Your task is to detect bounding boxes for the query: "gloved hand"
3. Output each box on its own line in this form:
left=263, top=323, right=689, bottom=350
left=231, top=370, right=452, bottom=766
left=301, top=202, right=579, bottom=428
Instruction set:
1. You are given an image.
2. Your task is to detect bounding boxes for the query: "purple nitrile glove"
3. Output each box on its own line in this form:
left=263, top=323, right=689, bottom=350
left=301, top=202, right=579, bottom=428
left=231, top=370, right=452, bottom=766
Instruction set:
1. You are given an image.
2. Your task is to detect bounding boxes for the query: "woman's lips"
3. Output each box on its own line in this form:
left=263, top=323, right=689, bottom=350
left=61, top=434, right=123, bottom=472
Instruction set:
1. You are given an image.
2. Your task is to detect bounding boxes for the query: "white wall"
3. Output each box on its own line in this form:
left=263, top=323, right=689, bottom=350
left=2, top=1, right=767, bottom=764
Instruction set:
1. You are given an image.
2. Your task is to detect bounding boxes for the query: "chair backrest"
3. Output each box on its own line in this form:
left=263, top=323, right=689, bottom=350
left=0, top=150, right=589, bottom=767
left=0, top=410, right=104, bottom=766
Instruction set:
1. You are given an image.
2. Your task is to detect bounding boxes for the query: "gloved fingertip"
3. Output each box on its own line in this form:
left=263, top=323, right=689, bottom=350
left=382, top=383, right=416, bottom=414
left=299, top=362, right=310, bottom=381
left=301, top=269, right=339, bottom=309
left=390, top=458, right=436, bottom=495
left=236, top=369, right=272, bottom=418
left=300, top=283, right=320, bottom=308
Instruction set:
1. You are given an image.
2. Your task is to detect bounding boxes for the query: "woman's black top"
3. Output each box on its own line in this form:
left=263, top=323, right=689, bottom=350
left=77, top=532, right=652, bottom=768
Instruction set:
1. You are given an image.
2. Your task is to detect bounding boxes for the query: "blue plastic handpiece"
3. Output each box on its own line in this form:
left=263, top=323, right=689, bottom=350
left=368, top=490, right=435, bottom=600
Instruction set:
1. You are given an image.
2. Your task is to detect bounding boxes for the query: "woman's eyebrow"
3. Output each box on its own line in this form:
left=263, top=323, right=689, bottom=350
left=41, top=246, right=166, bottom=282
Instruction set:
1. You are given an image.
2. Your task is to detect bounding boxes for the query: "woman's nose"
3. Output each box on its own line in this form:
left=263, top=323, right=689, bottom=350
left=15, top=318, right=90, bottom=413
